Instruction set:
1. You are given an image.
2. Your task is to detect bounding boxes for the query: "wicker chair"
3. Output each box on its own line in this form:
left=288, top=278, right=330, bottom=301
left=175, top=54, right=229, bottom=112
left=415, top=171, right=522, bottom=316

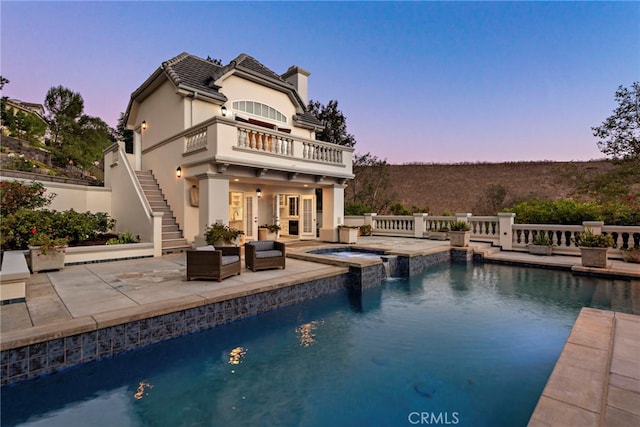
left=245, top=240, right=286, bottom=272
left=186, top=246, right=241, bottom=282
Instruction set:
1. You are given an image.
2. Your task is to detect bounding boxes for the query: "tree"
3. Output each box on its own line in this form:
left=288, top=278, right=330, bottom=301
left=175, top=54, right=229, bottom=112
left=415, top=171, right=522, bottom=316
left=345, top=152, right=395, bottom=213
left=307, top=99, right=356, bottom=147
left=43, top=85, right=112, bottom=168
left=115, top=112, right=134, bottom=153
left=592, top=82, right=640, bottom=161
left=0, top=75, right=8, bottom=90
left=44, top=85, right=84, bottom=147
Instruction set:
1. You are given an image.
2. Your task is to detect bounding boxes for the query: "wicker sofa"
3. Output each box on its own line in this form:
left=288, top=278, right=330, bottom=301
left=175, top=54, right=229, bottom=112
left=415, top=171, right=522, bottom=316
left=186, top=246, right=241, bottom=282
left=245, top=240, right=286, bottom=272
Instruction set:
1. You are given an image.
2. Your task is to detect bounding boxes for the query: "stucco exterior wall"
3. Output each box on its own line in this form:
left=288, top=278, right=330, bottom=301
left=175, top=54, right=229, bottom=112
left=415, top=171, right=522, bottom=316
left=138, top=81, right=185, bottom=151
left=0, top=177, right=112, bottom=215
left=104, top=146, right=155, bottom=242
left=219, top=75, right=312, bottom=139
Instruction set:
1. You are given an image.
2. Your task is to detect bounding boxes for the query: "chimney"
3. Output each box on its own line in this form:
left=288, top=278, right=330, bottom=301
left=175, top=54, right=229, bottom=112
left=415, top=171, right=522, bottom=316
left=282, top=65, right=311, bottom=106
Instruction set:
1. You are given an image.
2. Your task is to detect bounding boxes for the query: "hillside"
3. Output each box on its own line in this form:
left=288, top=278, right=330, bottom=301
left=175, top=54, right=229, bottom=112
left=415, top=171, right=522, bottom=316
left=383, top=160, right=614, bottom=215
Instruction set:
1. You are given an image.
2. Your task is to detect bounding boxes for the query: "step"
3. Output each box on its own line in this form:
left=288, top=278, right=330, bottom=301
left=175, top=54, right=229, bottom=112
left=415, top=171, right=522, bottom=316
left=162, top=231, right=183, bottom=239
left=163, top=224, right=180, bottom=232
left=162, top=238, right=189, bottom=249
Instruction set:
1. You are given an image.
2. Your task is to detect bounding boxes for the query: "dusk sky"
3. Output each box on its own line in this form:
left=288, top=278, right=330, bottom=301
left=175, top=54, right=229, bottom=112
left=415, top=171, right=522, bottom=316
left=2, top=1, right=638, bottom=164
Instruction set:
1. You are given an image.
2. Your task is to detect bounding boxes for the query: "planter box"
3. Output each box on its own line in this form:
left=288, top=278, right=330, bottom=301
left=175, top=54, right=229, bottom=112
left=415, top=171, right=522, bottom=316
left=428, top=231, right=449, bottom=241
left=258, top=228, right=278, bottom=241
left=621, top=249, right=640, bottom=264
left=449, top=231, right=469, bottom=247
left=579, top=247, right=609, bottom=268
left=339, top=227, right=358, bottom=244
left=528, top=244, right=553, bottom=256
left=29, top=246, right=66, bottom=273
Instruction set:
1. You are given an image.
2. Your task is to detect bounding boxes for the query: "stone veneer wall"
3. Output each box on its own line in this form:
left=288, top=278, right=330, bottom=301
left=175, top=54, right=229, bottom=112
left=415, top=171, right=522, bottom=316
left=1, top=250, right=456, bottom=386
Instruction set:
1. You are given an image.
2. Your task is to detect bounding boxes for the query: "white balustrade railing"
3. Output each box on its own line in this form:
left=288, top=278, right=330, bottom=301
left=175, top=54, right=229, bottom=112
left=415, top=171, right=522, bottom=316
left=469, top=216, right=500, bottom=242
left=356, top=213, right=640, bottom=258
left=237, top=126, right=293, bottom=156
left=372, top=215, right=415, bottom=236
left=425, top=216, right=455, bottom=232
left=184, top=127, right=208, bottom=153
left=302, top=141, right=343, bottom=164
left=512, top=224, right=584, bottom=253
left=603, top=225, right=640, bottom=250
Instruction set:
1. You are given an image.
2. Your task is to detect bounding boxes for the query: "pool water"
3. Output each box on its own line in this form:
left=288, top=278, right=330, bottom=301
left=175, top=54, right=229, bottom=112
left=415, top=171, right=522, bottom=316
left=2, top=263, right=636, bottom=427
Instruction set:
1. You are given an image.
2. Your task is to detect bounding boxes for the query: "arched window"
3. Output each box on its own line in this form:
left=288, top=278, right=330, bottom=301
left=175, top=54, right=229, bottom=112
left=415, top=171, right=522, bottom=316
left=232, top=101, right=287, bottom=124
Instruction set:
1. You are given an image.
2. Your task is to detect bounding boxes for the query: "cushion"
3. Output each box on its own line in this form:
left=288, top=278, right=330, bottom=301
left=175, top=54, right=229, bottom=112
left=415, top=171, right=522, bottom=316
left=255, top=250, right=283, bottom=259
left=221, top=255, right=240, bottom=266
left=196, top=245, right=216, bottom=251
left=250, top=240, right=275, bottom=251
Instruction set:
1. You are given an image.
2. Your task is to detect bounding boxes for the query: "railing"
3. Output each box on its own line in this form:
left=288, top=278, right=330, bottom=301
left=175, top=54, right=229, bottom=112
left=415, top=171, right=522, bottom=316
left=469, top=216, right=500, bottom=242
left=372, top=215, right=415, bottom=236
left=237, top=126, right=293, bottom=156
left=302, top=141, right=343, bottom=164
left=512, top=224, right=584, bottom=254
left=351, top=212, right=640, bottom=258
left=185, top=127, right=208, bottom=153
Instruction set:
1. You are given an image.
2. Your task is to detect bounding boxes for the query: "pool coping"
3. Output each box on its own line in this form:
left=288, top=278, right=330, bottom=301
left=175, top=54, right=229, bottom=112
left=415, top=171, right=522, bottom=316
left=528, top=308, right=640, bottom=427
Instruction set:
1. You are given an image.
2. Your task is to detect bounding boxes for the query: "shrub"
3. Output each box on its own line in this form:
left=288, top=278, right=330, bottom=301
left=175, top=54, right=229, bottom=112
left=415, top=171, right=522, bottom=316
left=205, top=223, right=244, bottom=245
left=107, top=231, right=140, bottom=245
left=505, top=199, right=603, bottom=224
left=531, top=232, right=552, bottom=246
left=575, top=228, right=615, bottom=248
left=0, top=180, right=55, bottom=216
left=359, top=224, right=372, bottom=236
left=345, top=202, right=372, bottom=216
left=449, top=221, right=470, bottom=231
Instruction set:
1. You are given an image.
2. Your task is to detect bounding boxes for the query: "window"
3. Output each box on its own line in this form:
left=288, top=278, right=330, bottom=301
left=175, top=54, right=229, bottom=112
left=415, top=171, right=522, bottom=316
left=232, top=100, right=287, bottom=124
left=288, top=196, right=299, bottom=217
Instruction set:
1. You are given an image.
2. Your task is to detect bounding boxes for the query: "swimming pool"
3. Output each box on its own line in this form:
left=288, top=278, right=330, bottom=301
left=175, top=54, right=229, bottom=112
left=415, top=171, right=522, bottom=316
left=2, top=262, right=636, bottom=426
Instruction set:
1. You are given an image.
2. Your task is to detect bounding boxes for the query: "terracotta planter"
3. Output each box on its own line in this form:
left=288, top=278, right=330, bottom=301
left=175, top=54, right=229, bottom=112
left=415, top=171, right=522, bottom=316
left=339, top=227, right=358, bottom=244
left=579, top=247, right=609, bottom=268
left=449, top=231, right=469, bottom=247
left=29, top=246, right=67, bottom=273
left=528, top=244, right=553, bottom=256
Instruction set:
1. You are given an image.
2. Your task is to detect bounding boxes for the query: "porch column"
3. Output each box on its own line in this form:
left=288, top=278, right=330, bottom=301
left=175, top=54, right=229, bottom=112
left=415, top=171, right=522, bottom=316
left=194, top=173, right=230, bottom=245
left=133, top=130, right=142, bottom=171
left=319, top=184, right=345, bottom=242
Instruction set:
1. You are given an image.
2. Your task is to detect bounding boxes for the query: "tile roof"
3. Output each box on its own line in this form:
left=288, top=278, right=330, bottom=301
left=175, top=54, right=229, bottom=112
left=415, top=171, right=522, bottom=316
left=162, top=52, right=227, bottom=102
left=130, top=52, right=322, bottom=129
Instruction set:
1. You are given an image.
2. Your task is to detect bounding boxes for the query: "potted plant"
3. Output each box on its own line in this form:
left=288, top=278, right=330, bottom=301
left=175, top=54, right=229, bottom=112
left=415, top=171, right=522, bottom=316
left=528, top=232, right=553, bottom=256
left=28, top=231, right=68, bottom=273
left=449, top=221, right=470, bottom=247
left=359, top=224, right=372, bottom=237
left=338, top=225, right=359, bottom=244
left=204, top=223, right=244, bottom=246
left=621, top=246, right=640, bottom=264
left=429, top=226, right=449, bottom=241
left=575, top=228, right=614, bottom=268
left=258, top=224, right=281, bottom=241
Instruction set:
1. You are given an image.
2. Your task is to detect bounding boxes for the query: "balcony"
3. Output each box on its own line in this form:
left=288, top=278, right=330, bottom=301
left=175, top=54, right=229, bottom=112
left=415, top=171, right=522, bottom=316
left=180, top=117, right=353, bottom=178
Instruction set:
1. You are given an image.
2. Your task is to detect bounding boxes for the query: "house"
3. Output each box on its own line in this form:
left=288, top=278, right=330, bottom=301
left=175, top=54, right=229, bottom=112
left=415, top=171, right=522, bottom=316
left=111, top=52, right=353, bottom=250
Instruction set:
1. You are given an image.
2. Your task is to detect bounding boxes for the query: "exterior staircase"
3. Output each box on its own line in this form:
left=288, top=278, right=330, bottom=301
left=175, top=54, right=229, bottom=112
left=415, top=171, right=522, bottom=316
left=135, top=170, right=191, bottom=254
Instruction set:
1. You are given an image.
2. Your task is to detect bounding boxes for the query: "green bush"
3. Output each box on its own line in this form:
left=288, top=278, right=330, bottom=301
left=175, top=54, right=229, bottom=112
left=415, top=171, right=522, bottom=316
left=345, top=202, right=372, bottom=216
left=107, top=231, right=140, bottom=245
left=505, top=199, right=603, bottom=224
left=0, top=180, right=117, bottom=250
left=505, top=198, right=639, bottom=225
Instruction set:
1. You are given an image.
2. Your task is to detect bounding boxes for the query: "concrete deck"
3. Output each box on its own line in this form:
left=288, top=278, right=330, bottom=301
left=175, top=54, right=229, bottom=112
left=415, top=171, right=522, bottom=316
left=1, top=237, right=638, bottom=425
